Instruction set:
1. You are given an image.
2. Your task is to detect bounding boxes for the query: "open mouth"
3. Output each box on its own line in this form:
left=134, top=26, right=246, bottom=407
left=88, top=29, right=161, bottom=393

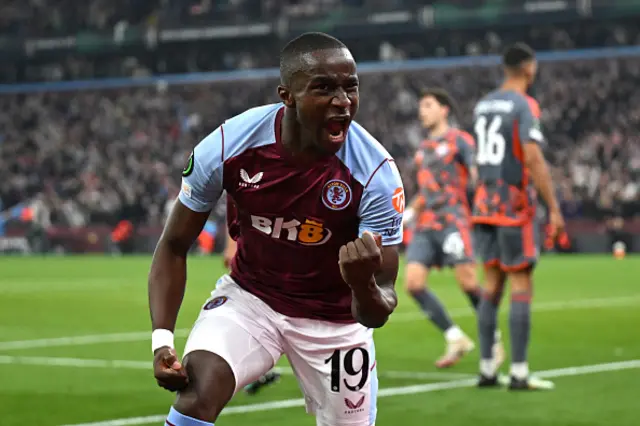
left=325, top=117, right=350, bottom=144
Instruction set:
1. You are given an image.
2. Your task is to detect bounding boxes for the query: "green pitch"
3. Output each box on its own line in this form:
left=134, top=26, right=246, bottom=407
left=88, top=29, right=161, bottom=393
left=1, top=255, right=639, bottom=426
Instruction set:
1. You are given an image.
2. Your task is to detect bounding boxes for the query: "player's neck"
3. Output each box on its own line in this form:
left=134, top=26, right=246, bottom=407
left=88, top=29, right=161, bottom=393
left=501, top=79, right=528, bottom=94
left=280, top=109, right=328, bottom=163
left=428, top=122, right=449, bottom=139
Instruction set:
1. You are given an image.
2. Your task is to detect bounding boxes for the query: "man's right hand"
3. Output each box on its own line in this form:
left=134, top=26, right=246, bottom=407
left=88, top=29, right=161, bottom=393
left=153, top=347, right=189, bottom=392
left=547, top=209, right=565, bottom=241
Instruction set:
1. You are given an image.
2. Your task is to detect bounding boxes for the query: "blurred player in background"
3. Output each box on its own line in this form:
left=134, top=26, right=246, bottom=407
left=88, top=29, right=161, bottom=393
left=403, top=88, right=504, bottom=368
left=149, top=32, right=405, bottom=426
left=472, top=43, right=565, bottom=390
left=221, top=194, right=281, bottom=395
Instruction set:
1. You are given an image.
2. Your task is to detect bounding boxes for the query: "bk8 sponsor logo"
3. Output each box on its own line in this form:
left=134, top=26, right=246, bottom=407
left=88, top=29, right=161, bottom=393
left=251, top=215, right=332, bottom=246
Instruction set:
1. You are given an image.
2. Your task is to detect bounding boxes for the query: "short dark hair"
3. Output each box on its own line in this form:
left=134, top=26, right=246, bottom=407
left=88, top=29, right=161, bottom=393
left=420, top=87, right=457, bottom=115
left=502, top=42, right=535, bottom=69
left=279, top=32, right=348, bottom=85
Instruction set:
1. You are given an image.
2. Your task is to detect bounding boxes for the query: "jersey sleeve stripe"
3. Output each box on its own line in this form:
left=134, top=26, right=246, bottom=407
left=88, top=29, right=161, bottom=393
left=525, top=96, right=541, bottom=119
left=220, top=124, right=225, bottom=162
left=460, top=224, right=473, bottom=257
left=364, top=158, right=390, bottom=189
left=522, top=220, right=537, bottom=258
left=512, top=121, right=524, bottom=163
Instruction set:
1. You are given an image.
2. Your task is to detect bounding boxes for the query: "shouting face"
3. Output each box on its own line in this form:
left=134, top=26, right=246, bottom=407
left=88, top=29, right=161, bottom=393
left=278, top=47, right=359, bottom=154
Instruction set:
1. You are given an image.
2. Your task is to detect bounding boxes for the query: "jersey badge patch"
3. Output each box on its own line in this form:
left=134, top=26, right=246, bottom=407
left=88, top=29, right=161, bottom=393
left=203, top=296, right=228, bottom=310
left=181, top=179, right=192, bottom=198
left=322, top=180, right=352, bottom=211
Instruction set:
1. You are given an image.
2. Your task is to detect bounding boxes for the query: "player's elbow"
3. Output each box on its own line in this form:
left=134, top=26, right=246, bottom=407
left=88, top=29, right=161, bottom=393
left=148, top=235, right=190, bottom=285
left=154, top=241, right=179, bottom=263
left=157, top=230, right=193, bottom=258
left=356, top=313, right=390, bottom=329
left=364, top=317, right=389, bottom=329
left=352, top=292, right=397, bottom=328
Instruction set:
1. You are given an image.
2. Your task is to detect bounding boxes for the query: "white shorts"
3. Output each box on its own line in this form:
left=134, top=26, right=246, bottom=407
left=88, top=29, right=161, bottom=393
left=183, top=274, right=378, bottom=426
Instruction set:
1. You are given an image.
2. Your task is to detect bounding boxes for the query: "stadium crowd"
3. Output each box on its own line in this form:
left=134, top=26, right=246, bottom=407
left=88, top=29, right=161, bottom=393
left=1, top=0, right=429, bottom=37
left=1, top=53, right=639, bottom=227
left=1, top=1, right=639, bottom=83
left=1, top=1, right=639, bottom=227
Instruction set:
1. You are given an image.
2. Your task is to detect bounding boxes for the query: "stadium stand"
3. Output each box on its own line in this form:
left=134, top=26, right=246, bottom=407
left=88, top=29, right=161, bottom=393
left=1, top=1, right=639, bottom=253
left=1, top=54, right=639, bottom=229
left=1, top=3, right=639, bottom=82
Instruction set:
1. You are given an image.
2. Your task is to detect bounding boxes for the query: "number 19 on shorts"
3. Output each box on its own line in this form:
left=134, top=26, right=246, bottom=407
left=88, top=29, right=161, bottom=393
left=325, top=348, right=370, bottom=392
left=475, top=115, right=505, bottom=166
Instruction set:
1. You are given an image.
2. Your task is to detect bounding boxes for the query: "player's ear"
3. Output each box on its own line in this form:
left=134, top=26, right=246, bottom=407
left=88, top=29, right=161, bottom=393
left=278, top=85, right=295, bottom=108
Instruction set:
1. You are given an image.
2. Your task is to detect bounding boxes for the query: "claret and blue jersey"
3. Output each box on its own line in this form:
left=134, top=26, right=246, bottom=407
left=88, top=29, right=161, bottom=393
left=179, top=103, right=404, bottom=322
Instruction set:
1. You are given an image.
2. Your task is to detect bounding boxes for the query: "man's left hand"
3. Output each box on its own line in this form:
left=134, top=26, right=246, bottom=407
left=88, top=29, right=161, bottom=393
left=339, top=231, right=383, bottom=291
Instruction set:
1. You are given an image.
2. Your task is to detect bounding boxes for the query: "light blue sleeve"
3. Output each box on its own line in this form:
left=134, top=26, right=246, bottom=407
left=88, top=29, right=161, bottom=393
left=357, top=160, right=405, bottom=246
left=178, top=126, right=225, bottom=212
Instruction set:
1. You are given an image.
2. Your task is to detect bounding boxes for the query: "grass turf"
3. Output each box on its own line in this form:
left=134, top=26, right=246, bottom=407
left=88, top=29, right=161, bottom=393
left=0, top=255, right=639, bottom=426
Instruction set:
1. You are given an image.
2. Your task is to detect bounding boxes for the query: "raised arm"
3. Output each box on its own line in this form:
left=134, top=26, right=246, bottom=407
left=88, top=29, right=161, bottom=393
left=340, top=159, right=404, bottom=328
left=341, top=234, right=400, bottom=328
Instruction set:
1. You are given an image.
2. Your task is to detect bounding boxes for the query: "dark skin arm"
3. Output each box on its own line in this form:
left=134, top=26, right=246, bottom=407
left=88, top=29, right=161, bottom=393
left=350, top=244, right=399, bottom=328
left=149, top=200, right=210, bottom=332
left=339, top=232, right=399, bottom=328
left=149, top=200, right=209, bottom=391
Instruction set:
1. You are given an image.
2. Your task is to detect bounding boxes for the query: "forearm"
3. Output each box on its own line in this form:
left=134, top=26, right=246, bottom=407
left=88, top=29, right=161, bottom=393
left=528, top=157, right=560, bottom=212
left=404, top=195, right=424, bottom=223
left=148, top=240, right=188, bottom=331
left=470, top=166, right=478, bottom=187
left=408, top=193, right=426, bottom=214
left=351, top=277, right=398, bottom=328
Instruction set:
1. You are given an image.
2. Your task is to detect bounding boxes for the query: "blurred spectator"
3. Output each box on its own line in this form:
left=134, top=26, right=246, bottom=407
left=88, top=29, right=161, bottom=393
left=0, top=0, right=433, bottom=37
left=2, top=6, right=640, bottom=83
left=2, top=2, right=640, bottom=225
left=0, top=0, right=161, bottom=37
left=1, top=55, right=640, bottom=226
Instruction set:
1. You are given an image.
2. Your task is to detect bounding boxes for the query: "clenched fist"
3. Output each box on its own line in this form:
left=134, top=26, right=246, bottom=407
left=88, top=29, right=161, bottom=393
left=339, top=231, right=383, bottom=291
left=153, top=347, right=189, bottom=392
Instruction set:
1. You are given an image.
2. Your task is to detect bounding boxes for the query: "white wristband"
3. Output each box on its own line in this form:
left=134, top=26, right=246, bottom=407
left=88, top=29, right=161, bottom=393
left=152, top=329, right=174, bottom=353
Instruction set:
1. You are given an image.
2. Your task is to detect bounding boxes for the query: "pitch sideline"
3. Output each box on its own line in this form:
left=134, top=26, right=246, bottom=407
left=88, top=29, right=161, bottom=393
left=0, top=355, right=472, bottom=381
left=1, top=294, right=638, bottom=352
left=58, top=359, right=640, bottom=426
